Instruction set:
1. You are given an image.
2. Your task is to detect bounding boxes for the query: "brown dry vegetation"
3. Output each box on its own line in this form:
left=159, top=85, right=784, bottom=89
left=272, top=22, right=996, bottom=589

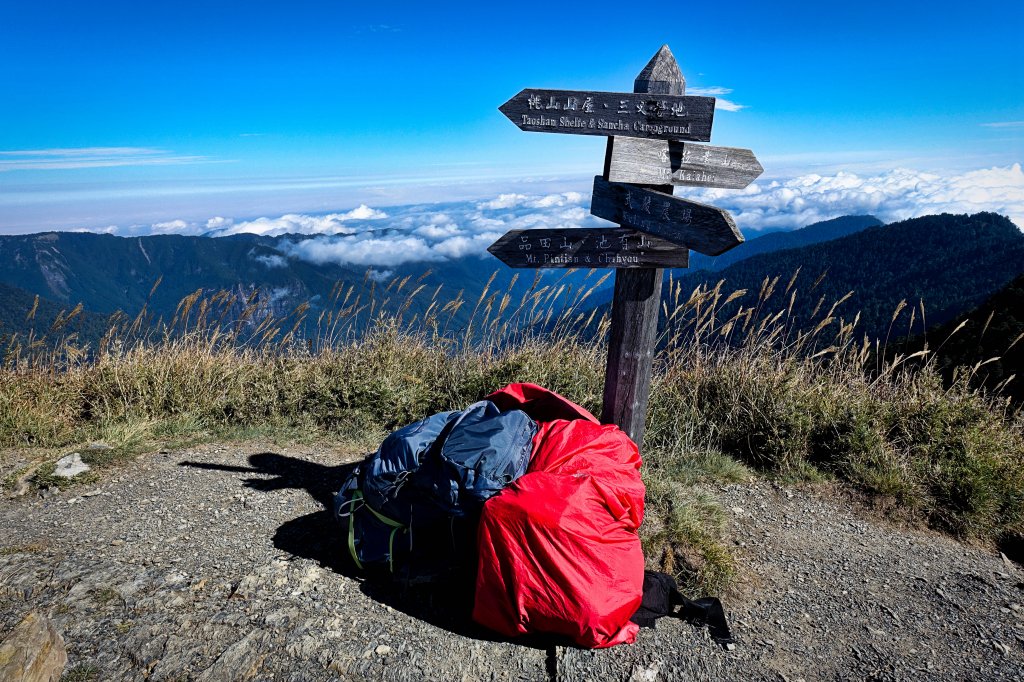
left=2, top=269, right=1023, bottom=593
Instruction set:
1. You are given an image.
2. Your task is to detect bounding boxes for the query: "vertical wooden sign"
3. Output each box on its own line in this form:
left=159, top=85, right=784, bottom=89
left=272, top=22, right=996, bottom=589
left=600, top=45, right=686, bottom=444
left=490, top=44, right=752, bottom=448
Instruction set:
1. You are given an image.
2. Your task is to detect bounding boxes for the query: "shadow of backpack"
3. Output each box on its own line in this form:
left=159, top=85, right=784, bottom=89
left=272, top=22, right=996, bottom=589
left=334, top=400, right=536, bottom=583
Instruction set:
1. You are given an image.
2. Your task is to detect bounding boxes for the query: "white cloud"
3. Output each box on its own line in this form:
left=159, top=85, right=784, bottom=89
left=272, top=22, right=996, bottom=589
left=0, top=147, right=208, bottom=171
left=368, top=269, right=393, bottom=283
left=206, top=216, right=233, bottom=230
left=150, top=219, right=192, bottom=234
left=254, top=253, right=287, bottom=268
left=476, top=191, right=585, bottom=211
left=62, top=166, right=1023, bottom=268
left=478, top=193, right=528, bottom=210
left=981, top=121, right=1024, bottom=129
left=687, top=86, right=746, bottom=112
left=282, top=236, right=444, bottom=268
left=415, top=223, right=462, bottom=239
left=714, top=99, right=745, bottom=113
left=224, top=190, right=596, bottom=268
left=338, top=204, right=388, bottom=220
left=690, top=163, right=1024, bottom=231
left=432, top=233, right=504, bottom=259
left=212, top=206, right=386, bottom=237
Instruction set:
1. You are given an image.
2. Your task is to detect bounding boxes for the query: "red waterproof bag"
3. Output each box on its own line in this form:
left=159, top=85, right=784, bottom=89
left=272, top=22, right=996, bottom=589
left=473, top=384, right=645, bottom=648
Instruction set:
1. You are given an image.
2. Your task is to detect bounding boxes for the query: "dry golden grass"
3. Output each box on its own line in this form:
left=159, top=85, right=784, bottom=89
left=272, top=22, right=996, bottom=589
left=3, top=268, right=1022, bottom=592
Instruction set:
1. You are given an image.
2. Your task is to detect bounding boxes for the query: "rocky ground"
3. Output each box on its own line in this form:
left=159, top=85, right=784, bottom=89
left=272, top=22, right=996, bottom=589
left=1, top=443, right=1022, bottom=681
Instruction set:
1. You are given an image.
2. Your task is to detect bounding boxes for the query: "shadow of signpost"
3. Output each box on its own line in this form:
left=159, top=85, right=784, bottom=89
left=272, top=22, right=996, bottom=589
left=179, top=452, right=539, bottom=646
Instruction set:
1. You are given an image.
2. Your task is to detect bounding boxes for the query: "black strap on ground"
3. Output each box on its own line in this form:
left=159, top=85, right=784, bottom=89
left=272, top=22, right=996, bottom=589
left=631, top=570, right=735, bottom=649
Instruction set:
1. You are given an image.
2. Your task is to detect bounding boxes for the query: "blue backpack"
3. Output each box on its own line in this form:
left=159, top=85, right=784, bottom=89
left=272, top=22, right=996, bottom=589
left=335, top=400, right=536, bottom=580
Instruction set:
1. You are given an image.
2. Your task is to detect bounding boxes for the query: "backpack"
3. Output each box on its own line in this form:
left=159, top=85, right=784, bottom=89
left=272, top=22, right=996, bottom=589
left=335, top=400, right=536, bottom=581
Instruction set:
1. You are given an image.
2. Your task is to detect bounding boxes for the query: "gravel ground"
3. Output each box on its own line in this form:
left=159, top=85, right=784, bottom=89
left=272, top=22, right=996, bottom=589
left=1, top=443, right=1022, bottom=681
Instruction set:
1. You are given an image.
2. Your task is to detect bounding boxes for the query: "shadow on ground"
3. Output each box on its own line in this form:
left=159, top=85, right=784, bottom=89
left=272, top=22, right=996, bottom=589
left=179, top=452, right=550, bottom=649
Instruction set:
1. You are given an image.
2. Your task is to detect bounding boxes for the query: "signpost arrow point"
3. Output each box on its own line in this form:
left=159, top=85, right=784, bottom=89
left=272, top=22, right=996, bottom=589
left=591, top=176, right=743, bottom=256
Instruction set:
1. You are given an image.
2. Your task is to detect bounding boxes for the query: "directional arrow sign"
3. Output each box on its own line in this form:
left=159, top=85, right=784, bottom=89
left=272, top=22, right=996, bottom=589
left=608, top=138, right=763, bottom=189
left=487, top=228, right=689, bottom=269
left=499, top=89, right=715, bottom=142
left=590, top=176, right=743, bottom=256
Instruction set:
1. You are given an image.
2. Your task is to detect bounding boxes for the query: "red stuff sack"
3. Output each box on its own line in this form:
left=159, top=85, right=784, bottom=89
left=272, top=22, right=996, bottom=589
left=473, top=384, right=645, bottom=648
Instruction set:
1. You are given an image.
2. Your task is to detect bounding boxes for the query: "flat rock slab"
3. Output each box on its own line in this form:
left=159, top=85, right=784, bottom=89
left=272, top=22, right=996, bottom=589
left=53, top=453, right=89, bottom=479
left=0, top=610, right=67, bottom=682
left=0, top=443, right=1022, bottom=680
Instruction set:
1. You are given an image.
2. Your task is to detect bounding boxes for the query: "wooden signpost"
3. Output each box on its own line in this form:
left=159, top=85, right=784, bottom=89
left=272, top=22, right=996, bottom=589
left=499, top=89, right=716, bottom=141
left=488, top=228, right=688, bottom=269
left=489, top=45, right=758, bottom=446
left=608, top=139, right=763, bottom=189
left=590, top=176, right=742, bottom=256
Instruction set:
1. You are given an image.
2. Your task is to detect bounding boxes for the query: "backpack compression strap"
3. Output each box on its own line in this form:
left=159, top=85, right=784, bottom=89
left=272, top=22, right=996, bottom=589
left=631, top=570, right=735, bottom=649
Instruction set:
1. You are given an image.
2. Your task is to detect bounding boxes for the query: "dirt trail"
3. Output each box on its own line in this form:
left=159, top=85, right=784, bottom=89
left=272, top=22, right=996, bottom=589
left=1, top=443, right=1021, bottom=681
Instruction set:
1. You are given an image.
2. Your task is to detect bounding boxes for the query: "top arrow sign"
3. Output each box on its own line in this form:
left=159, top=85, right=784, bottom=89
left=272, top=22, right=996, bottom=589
left=499, top=89, right=716, bottom=142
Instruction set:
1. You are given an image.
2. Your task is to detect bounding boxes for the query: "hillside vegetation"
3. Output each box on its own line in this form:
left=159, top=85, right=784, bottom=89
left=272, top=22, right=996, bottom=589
left=683, top=214, right=882, bottom=273
left=906, top=272, right=1024, bottom=403
left=2, top=264, right=1022, bottom=593
left=0, top=214, right=883, bottom=346
left=623, top=212, right=1024, bottom=340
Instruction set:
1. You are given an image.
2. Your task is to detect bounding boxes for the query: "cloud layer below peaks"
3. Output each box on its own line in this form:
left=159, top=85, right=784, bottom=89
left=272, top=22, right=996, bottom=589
left=86, top=164, right=1022, bottom=269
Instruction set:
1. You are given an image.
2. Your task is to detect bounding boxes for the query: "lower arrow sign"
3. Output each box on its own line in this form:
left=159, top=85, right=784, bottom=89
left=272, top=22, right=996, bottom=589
left=487, top=228, right=689, bottom=269
left=590, top=176, right=743, bottom=256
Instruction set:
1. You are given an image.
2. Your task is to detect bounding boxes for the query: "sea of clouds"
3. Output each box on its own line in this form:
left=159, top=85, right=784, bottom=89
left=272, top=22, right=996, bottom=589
left=109, top=164, right=1024, bottom=269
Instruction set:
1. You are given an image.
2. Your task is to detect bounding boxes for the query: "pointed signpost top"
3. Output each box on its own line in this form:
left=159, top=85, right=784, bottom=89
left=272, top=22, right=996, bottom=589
left=634, top=44, right=685, bottom=96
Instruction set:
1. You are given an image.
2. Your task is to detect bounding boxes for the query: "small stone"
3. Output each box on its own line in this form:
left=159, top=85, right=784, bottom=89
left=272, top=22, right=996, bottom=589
left=110, top=539, right=124, bottom=546
left=53, top=454, right=90, bottom=479
left=724, top=642, right=736, bottom=652
left=992, top=640, right=1009, bottom=656
left=375, top=645, right=392, bottom=656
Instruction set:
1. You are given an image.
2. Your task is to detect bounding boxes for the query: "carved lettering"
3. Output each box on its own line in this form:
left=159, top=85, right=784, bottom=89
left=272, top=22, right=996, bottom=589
left=521, top=114, right=558, bottom=127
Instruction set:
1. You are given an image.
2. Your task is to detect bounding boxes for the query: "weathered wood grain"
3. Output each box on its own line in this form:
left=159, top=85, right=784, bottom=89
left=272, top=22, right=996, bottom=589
left=487, top=228, right=689, bottom=269
left=608, top=138, right=763, bottom=189
left=634, top=44, right=686, bottom=95
left=498, top=89, right=715, bottom=142
left=600, top=44, right=685, bottom=445
left=590, top=175, right=743, bottom=256
left=601, top=265, right=663, bottom=442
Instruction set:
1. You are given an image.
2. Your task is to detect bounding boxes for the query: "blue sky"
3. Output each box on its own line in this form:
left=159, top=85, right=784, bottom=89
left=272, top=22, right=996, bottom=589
left=1, top=0, right=1022, bottom=234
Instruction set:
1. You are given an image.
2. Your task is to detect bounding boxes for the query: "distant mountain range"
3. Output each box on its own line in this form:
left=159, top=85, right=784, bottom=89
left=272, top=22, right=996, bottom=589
left=2, top=213, right=1022, bottom=358
left=685, top=215, right=882, bottom=273
left=0, top=214, right=884, bottom=344
left=588, top=212, right=1024, bottom=341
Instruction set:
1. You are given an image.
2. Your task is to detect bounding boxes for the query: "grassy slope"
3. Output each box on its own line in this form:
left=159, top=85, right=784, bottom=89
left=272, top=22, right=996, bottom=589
left=2, top=276, right=1022, bottom=593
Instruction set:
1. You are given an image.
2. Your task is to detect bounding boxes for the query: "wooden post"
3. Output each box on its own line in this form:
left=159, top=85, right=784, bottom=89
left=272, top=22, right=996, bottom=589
left=600, top=45, right=686, bottom=445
